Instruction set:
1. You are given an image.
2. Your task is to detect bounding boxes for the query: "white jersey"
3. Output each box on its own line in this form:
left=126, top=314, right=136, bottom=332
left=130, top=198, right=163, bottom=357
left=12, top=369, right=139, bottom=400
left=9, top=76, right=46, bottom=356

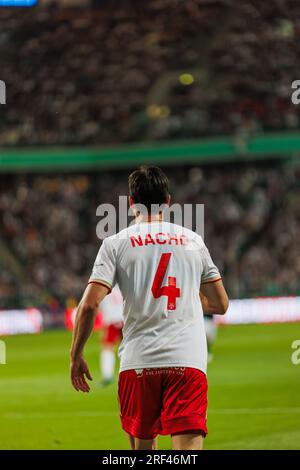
left=101, top=285, right=124, bottom=326
left=89, top=221, right=221, bottom=374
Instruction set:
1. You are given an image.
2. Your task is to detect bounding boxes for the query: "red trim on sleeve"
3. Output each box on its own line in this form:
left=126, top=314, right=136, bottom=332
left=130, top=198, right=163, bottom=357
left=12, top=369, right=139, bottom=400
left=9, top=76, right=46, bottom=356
left=201, top=277, right=222, bottom=285
left=87, top=280, right=112, bottom=293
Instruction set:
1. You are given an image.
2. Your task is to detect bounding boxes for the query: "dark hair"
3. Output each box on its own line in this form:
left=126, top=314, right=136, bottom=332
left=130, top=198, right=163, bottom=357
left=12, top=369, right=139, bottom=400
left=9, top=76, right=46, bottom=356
left=128, top=166, right=169, bottom=211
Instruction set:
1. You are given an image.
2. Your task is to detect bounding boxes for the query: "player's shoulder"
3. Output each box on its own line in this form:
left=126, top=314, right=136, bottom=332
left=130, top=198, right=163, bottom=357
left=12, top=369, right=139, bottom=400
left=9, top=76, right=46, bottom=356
left=102, top=225, right=137, bottom=246
left=169, top=222, right=205, bottom=247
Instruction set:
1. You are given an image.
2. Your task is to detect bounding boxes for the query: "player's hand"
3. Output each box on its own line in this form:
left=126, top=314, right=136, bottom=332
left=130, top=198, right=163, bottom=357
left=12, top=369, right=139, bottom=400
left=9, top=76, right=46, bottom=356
left=70, top=355, right=93, bottom=392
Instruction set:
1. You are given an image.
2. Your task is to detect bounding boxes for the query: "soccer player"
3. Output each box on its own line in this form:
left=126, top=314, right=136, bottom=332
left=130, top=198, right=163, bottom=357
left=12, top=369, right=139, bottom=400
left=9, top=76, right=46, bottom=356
left=99, top=285, right=123, bottom=386
left=70, top=166, right=229, bottom=451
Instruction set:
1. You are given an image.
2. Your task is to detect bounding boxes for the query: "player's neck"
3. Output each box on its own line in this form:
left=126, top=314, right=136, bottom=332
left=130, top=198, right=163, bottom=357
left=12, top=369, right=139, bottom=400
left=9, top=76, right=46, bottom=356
left=136, top=213, right=164, bottom=224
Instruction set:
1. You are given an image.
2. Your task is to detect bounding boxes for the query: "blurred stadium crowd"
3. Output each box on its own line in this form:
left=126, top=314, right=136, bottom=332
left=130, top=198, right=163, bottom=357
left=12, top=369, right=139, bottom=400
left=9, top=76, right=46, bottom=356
left=0, top=0, right=299, bottom=146
left=0, top=161, right=299, bottom=308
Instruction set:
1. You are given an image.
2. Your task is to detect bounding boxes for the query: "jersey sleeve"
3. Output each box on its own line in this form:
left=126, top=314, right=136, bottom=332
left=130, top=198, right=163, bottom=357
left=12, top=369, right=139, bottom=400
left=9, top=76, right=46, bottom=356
left=200, top=243, right=221, bottom=285
left=88, top=238, right=117, bottom=292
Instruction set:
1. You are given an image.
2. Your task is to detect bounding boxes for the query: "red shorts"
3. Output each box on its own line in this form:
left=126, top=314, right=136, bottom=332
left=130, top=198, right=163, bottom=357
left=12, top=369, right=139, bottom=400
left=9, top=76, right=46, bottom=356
left=118, top=367, right=207, bottom=440
left=103, top=324, right=122, bottom=346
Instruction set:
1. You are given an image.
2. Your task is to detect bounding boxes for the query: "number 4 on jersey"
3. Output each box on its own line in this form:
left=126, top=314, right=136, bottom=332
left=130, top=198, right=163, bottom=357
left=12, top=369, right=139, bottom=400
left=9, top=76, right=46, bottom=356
left=151, top=253, right=181, bottom=310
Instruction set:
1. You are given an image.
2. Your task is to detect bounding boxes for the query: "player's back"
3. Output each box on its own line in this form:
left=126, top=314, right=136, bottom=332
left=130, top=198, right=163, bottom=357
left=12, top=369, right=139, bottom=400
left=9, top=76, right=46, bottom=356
left=96, top=221, right=220, bottom=374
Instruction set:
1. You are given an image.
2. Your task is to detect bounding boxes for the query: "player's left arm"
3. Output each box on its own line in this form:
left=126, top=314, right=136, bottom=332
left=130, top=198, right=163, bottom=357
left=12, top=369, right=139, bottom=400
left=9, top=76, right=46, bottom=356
left=200, top=278, right=229, bottom=315
left=70, top=238, right=116, bottom=392
left=199, top=240, right=229, bottom=315
left=70, top=283, right=110, bottom=392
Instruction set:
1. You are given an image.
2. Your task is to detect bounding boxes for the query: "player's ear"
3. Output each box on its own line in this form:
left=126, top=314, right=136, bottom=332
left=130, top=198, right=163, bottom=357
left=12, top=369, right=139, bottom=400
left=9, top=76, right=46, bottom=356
left=166, top=194, right=171, bottom=206
left=128, top=195, right=134, bottom=208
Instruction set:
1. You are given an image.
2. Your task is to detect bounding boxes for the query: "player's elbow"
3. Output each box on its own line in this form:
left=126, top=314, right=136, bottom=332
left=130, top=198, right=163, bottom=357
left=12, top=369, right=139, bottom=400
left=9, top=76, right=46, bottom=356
left=79, top=300, right=98, bottom=317
left=218, top=296, right=229, bottom=315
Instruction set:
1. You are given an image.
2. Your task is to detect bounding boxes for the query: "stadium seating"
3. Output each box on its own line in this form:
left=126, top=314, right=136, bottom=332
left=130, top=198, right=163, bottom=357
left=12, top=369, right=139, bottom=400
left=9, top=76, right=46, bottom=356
left=0, top=0, right=299, bottom=146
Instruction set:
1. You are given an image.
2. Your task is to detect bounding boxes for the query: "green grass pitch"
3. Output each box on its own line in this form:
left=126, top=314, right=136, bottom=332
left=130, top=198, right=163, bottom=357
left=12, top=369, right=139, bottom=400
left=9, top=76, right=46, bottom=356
left=0, top=323, right=299, bottom=449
